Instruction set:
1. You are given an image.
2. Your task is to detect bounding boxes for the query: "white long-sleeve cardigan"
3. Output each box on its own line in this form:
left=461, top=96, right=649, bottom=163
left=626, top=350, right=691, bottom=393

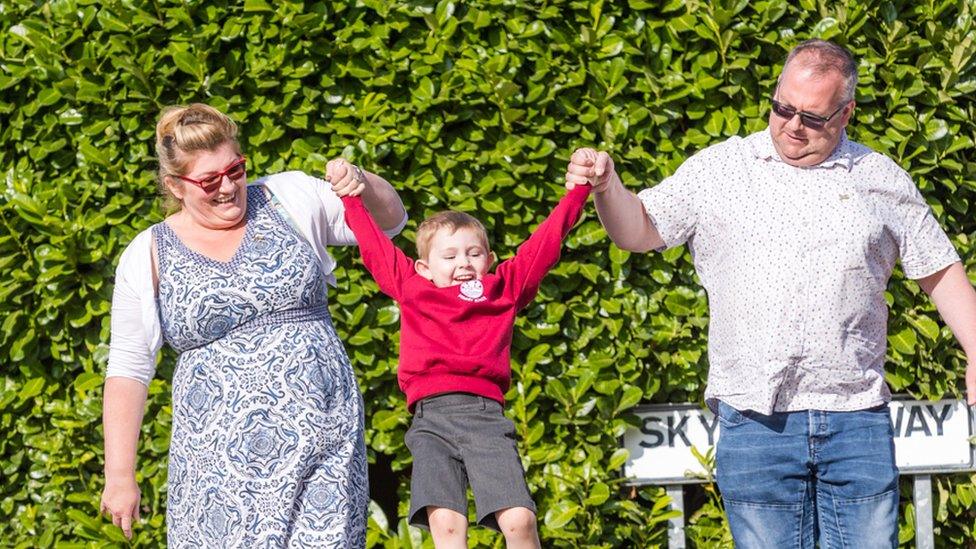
left=105, top=171, right=407, bottom=385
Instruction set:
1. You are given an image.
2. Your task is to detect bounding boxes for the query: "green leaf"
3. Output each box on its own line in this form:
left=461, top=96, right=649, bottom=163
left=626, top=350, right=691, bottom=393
left=571, top=221, right=606, bottom=246
left=371, top=410, right=404, bottom=431
left=889, top=327, right=917, bottom=355
left=584, top=482, right=611, bottom=506
left=171, top=51, right=202, bottom=80
left=889, top=113, right=917, bottom=132
left=36, top=88, right=62, bottom=107
left=243, top=0, right=273, bottom=12
left=73, top=373, right=103, bottom=394
left=413, top=76, right=436, bottom=103
left=545, top=378, right=571, bottom=406
left=924, top=118, right=948, bottom=141
left=543, top=501, right=580, bottom=529
left=65, top=509, right=102, bottom=531
left=908, top=315, right=941, bottom=341
left=703, top=110, right=725, bottom=137
left=17, top=379, right=45, bottom=402
left=607, top=448, right=629, bottom=470
left=615, top=385, right=643, bottom=413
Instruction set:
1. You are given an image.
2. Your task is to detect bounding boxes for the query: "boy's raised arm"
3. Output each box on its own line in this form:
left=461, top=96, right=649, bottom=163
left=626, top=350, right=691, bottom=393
left=341, top=195, right=415, bottom=301
left=496, top=184, right=592, bottom=309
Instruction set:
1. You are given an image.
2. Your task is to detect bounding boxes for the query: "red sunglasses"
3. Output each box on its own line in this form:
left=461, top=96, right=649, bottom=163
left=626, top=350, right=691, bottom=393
left=173, top=157, right=247, bottom=194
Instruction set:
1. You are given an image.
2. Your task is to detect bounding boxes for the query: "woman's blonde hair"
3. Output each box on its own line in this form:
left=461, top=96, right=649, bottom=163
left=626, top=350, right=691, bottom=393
left=155, top=103, right=239, bottom=210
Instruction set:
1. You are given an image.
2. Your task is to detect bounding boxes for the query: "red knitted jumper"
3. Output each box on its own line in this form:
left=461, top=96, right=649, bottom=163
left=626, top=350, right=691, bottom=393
left=342, top=185, right=591, bottom=412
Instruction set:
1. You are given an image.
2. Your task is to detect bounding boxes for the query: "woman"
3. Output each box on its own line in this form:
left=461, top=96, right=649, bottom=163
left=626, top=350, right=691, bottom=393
left=100, top=103, right=406, bottom=547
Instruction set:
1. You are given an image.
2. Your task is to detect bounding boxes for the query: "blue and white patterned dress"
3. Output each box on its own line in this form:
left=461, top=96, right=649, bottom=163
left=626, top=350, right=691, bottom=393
left=153, top=187, right=367, bottom=548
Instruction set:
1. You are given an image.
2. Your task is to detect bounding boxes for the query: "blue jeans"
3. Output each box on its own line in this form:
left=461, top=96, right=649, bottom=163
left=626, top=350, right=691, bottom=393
left=715, top=401, right=898, bottom=549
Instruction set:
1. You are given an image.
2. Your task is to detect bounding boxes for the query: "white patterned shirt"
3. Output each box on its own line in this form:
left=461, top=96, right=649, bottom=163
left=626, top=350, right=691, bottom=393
left=638, top=129, right=960, bottom=414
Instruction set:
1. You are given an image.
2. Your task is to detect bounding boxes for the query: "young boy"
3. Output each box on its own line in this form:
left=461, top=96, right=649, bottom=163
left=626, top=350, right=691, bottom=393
left=340, top=182, right=591, bottom=548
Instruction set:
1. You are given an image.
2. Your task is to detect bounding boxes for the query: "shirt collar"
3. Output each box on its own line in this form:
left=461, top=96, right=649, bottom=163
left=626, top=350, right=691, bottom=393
left=749, top=128, right=858, bottom=171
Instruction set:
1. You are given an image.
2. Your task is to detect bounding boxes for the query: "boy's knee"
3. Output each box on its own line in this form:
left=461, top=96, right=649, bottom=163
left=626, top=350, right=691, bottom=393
left=428, top=507, right=467, bottom=537
left=496, top=507, right=537, bottom=537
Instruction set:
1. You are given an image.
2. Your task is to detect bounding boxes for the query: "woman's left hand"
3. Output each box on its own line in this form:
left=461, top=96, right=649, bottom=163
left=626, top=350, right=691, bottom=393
left=326, top=158, right=367, bottom=197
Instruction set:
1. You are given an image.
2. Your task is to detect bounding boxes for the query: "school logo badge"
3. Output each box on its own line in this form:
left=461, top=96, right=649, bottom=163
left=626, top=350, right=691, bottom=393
left=458, top=280, right=486, bottom=302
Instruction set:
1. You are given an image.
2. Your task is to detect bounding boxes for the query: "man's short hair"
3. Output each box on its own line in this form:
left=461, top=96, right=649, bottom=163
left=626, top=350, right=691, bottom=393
left=415, top=211, right=491, bottom=259
left=778, top=39, right=858, bottom=103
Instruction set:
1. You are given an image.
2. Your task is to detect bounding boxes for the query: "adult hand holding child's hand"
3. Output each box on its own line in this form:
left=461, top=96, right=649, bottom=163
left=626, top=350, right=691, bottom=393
left=565, top=148, right=615, bottom=192
left=326, top=158, right=367, bottom=197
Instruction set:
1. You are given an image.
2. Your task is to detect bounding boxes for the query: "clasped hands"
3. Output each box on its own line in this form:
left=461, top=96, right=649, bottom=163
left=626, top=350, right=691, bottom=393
left=326, top=158, right=368, bottom=198
left=564, top=148, right=618, bottom=192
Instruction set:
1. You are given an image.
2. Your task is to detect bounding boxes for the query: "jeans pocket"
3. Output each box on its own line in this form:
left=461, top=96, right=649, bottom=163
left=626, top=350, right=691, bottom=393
left=716, top=400, right=747, bottom=428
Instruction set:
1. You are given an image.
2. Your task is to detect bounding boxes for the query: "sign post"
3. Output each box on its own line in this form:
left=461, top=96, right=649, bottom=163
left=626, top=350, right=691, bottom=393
left=665, top=485, right=685, bottom=549
left=914, top=474, right=934, bottom=549
left=622, top=399, right=976, bottom=547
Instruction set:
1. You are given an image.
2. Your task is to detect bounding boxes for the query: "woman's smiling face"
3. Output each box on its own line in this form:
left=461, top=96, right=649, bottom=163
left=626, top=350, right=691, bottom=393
left=167, top=141, right=248, bottom=230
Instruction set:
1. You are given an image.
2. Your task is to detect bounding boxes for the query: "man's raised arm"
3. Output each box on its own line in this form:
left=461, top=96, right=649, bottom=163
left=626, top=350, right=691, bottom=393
left=565, top=148, right=664, bottom=252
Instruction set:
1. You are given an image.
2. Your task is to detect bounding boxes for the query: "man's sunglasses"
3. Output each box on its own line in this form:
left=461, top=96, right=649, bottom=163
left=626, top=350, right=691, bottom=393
left=770, top=99, right=847, bottom=130
left=173, top=157, right=247, bottom=194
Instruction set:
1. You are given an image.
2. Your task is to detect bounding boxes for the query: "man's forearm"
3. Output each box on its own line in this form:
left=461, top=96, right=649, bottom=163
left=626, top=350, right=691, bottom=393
left=920, top=261, right=976, bottom=355
left=593, top=174, right=664, bottom=252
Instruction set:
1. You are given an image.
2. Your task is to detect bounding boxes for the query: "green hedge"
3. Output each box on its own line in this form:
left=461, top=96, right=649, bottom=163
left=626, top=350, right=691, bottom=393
left=2, top=0, right=974, bottom=547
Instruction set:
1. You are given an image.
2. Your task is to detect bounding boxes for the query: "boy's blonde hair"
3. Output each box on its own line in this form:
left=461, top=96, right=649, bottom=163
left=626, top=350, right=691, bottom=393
left=415, top=211, right=490, bottom=258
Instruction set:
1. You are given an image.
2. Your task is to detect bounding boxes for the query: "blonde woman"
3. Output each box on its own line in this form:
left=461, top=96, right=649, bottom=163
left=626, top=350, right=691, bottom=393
left=100, top=103, right=406, bottom=547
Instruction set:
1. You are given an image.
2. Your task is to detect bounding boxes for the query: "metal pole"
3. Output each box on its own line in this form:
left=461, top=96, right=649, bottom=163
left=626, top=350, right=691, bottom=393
left=666, top=485, right=686, bottom=549
left=914, top=474, right=934, bottom=549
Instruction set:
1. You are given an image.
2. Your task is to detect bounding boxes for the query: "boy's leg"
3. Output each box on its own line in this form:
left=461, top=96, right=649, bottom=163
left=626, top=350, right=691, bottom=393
left=461, top=399, right=537, bottom=533
left=427, top=507, right=468, bottom=549
left=495, top=507, right=541, bottom=549
left=404, top=397, right=470, bottom=534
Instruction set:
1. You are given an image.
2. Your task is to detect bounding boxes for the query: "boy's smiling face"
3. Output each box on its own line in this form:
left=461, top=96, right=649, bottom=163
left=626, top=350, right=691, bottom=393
left=415, top=226, right=493, bottom=288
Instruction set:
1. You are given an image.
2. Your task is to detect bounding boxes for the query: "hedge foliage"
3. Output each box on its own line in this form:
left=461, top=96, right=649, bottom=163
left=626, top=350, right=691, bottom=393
left=2, top=0, right=975, bottom=546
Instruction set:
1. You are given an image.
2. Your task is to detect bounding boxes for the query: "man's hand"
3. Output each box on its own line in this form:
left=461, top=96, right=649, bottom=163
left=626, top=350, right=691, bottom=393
left=566, top=148, right=616, bottom=193
left=100, top=476, right=141, bottom=540
left=326, top=158, right=367, bottom=197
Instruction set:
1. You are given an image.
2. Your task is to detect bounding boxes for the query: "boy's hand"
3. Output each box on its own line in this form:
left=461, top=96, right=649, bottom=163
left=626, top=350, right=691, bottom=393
left=566, top=148, right=615, bottom=193
left=326, top=158, right=367, bottom=197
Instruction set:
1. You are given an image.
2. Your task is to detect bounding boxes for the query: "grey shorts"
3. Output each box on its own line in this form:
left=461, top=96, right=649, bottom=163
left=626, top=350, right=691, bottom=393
left=405, top=393, right=536, bottom=531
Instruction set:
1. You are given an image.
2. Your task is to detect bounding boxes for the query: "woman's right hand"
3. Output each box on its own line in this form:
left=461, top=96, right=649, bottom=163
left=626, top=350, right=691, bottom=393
left=100, top=475, right=141, bottom=539
left=326, top=158, right=367, bottom=198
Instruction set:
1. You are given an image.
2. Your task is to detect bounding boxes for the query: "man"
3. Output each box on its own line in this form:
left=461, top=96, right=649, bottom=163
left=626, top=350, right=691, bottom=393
left=566, top=39, right=976, bottom=548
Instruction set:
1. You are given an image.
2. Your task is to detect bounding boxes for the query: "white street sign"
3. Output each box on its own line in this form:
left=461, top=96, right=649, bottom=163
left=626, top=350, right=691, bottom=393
left=623, top=399, right=975, bottom=485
